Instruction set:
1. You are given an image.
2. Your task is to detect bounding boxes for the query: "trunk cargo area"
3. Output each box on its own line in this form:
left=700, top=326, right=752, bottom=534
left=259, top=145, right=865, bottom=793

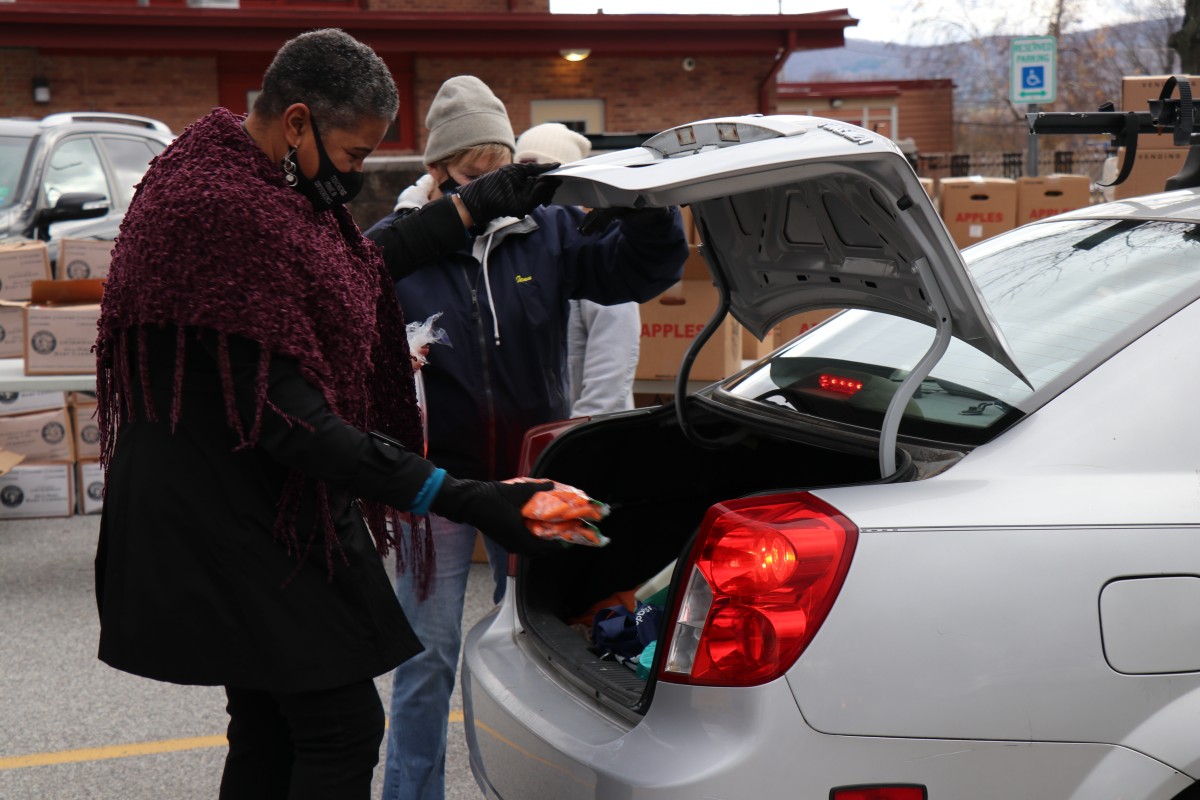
left=517, top=398, right=897, bottom=716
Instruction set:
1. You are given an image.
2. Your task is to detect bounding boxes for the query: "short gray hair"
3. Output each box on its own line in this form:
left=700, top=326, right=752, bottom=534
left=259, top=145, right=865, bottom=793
left=254, top=28, right=398, bottom=130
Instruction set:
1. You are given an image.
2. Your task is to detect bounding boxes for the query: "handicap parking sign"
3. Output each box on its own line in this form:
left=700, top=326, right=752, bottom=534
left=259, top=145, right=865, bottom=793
left=1011, top=36, right=1056, bottom=104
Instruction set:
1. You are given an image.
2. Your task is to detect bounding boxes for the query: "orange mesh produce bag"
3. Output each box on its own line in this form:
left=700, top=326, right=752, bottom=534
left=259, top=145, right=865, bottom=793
left=502, top=478, right=611, bottom=547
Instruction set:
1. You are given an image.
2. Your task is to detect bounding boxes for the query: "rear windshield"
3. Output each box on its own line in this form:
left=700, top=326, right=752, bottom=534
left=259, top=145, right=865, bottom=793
left=727, top=218, right=1200, bottom=445
left=0, top=134, right=34, bottom=210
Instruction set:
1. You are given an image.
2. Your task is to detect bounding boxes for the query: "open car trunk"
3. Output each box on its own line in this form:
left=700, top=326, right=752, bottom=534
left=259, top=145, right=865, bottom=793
left=507, top=115, right=1018, bottom=721
left=515, top=395, right=921, bottom=721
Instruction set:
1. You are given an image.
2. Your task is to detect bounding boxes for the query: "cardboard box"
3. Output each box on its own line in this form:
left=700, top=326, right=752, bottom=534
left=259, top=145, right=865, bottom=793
left=1111, top=147, right=1189, bottom=200
left=471, top=533, right=488, bottom=563
left=0, top=459, right=74, bottom=519
left=57, top=238, right=115, bottom=280
left=0, top=241, right=52, bottom=302
left=72, top=401, right=100, bottom=461
left=23, top=279, right=103, bottom=375
left=680, top=242, right=710, bottom=281
left=638, top=279, right=741, bottom=381
left=918, top=177, right=935, bottom=201
left=76, top=459, right=105, bottom=515
left=0, top=391, right=67, bottom=417
left=0, top=407, right=75, bottom=462
left=0, top=300, right=27, bottom=358
left=1016, top=174, right=1092, bottom=223
left=741, top=324, right=781, bottom=361
left=777, top=309, right=840, bottom=346
left=680, top=205, right=702, bottom=245
left=938, top=177, right=1018, bottom=248
left=1122, top=75, right=1200, bottom=150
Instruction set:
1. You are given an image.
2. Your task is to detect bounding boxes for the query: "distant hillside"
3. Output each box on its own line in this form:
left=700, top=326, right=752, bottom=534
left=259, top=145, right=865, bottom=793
left=782, top=39, right=921, bottom=81
left=782, top=17, right=1182, bottom=97
left=780, top=17, right=1184, bottom=154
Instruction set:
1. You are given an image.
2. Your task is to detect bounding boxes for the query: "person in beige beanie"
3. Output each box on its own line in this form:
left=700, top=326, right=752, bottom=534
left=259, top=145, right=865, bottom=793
left=516, top=122, right=642, bottom=417
left=515, top=121, right=591, bottom=166
left=424, top=75, right=515, bottom=167
left=365, top=78, right=688, bottom=800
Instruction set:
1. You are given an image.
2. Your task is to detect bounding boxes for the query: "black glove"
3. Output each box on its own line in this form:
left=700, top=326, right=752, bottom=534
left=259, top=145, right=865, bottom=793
left=430, top=476, right=561, bottom=556
left=577, top=205, right=673, bottom=235
left=457, top=162, right=561, bottom=224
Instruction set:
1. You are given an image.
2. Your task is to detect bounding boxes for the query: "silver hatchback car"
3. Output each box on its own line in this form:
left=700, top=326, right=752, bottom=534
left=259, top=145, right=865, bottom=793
left=462, top=115, right=1200, bottom=800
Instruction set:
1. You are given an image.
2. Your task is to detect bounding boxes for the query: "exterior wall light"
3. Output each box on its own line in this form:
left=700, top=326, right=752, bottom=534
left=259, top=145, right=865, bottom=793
left=32, top=76, right=51, bottom=104
left=560, top=49, right=591, bottom=62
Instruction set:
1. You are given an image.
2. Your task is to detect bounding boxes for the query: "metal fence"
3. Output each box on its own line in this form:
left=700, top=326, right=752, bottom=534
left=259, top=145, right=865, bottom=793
left=914, top=149, right=1114, bottom=185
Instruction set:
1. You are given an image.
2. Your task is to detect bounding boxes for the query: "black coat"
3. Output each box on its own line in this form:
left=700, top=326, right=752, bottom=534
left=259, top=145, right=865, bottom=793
left=96, top=329, right=433, bottom=691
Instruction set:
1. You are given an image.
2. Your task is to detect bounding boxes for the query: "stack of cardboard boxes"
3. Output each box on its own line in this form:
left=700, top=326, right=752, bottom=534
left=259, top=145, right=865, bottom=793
left=0, top=390, right=102, bottom=519
left=933, top=171, right=1092, bottom=249
left=0, top=238, right=112, bottom=519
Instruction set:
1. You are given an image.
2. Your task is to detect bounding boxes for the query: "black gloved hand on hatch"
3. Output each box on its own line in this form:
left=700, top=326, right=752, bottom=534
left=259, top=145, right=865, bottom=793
left=430, top=476, right=562, bottom=556
left=577, top=205, right=672, bottom=235
left=457, top=162, right=561, bottom=225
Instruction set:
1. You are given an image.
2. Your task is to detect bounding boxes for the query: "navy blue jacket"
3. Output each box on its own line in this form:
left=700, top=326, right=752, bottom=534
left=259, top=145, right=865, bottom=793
left=366, top=201, right=688, bottom=481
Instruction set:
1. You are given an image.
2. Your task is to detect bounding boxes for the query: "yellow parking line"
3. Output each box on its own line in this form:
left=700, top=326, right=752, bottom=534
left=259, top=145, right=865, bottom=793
left=0, top=712, right=466, bottom=771
left=0, top=735, right=228, bottom=770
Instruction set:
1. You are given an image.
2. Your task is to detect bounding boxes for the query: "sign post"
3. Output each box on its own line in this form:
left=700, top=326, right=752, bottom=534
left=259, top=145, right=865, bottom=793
left=1011, top=36, right=1057, bottom=178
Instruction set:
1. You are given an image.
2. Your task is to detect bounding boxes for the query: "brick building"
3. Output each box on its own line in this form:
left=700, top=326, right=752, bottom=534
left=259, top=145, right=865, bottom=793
left=0, top=0, right=857, bottom=156
left=777, top=79, right=955, bottom=156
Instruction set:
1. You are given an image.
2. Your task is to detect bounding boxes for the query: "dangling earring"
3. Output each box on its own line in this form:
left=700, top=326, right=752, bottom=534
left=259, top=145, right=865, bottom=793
left=281, top=147, right=299, bottom=187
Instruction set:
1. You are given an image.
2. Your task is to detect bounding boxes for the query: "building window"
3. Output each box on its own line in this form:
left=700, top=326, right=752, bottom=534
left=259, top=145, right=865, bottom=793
left=530, top=99, right=604, bottom=133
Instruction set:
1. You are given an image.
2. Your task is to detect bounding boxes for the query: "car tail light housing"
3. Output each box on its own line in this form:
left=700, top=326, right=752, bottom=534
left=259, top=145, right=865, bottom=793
left=830, top=786, right=927, bottom=800
left=661, top=492, right=857, bottom=686
left=517, top=417, right=590, bottom=476
left=819, top=373, right=864, bottom=395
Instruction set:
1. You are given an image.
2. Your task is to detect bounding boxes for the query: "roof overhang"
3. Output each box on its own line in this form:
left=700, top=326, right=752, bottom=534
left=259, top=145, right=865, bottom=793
left=779, top=79, right=955, bottom=101
left=0, top=5, right=856, bottom=57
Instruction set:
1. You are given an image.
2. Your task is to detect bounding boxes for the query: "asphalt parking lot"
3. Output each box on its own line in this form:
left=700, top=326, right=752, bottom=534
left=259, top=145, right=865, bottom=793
left=0, top=513, right=493, bottom=800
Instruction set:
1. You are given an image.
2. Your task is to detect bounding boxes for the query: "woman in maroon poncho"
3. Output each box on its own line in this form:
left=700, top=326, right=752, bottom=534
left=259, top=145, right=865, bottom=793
left=93, top=28, right=559, bottom=799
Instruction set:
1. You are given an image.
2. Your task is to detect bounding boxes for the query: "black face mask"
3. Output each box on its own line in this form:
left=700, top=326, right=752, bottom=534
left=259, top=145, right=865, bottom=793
left=438, top=176, right=460, bottom=196
left=292, top=116, right=364, bottom=212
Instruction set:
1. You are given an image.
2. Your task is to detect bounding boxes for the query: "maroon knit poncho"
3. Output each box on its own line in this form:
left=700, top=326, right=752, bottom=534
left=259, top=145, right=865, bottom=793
left=95, top=107, right=430, bottom=588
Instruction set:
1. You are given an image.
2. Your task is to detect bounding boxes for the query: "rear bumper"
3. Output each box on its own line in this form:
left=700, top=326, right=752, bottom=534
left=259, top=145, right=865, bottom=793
left=462, top=602, right=1193, bottom=800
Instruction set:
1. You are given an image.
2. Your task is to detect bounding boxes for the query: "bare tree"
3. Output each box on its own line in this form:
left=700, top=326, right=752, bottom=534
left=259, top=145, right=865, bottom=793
left=906, top=0, right=1183, bottom=158
left=1171, top=0, right=1200, bottom=72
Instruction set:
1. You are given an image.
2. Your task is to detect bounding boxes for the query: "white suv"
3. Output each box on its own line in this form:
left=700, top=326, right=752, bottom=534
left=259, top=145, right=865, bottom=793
left=0, top=112, right=173, bottom=266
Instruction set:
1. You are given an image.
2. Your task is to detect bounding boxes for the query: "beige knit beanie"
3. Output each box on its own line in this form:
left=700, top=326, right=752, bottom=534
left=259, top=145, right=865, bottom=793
left=515, top=122, right=592, bottom=166
left=423, top=75, right=515, bottom=166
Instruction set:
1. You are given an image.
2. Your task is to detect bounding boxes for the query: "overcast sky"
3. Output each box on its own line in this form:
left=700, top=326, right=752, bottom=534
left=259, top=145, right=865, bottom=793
left=547, top=0, right=1157, bottom=46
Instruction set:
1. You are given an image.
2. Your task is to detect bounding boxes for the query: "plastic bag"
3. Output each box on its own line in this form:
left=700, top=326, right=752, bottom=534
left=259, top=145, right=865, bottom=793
left=503, top=478, right=611, bottom=547
left=406, top=312, right=452, bottom=366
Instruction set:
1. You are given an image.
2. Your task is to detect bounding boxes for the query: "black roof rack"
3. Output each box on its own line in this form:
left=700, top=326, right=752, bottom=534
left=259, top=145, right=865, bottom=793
left=1027, top=75, right=1200, bottom=191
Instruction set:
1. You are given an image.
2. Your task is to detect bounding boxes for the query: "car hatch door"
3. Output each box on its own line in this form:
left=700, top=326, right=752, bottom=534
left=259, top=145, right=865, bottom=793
left=550, top=115, right=1027, bottom=384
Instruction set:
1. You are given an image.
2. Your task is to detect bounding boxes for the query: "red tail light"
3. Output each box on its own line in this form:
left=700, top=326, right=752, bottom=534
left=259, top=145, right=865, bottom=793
left=661, top=492, right=857, bottom=686
left=831, top=786, right=926, bottom=800
left=819, top=373, right=864, bottom=395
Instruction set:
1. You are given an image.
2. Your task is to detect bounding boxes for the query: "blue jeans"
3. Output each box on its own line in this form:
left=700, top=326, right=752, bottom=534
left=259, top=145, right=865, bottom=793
left=383, top=514, right=507, bottom=800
